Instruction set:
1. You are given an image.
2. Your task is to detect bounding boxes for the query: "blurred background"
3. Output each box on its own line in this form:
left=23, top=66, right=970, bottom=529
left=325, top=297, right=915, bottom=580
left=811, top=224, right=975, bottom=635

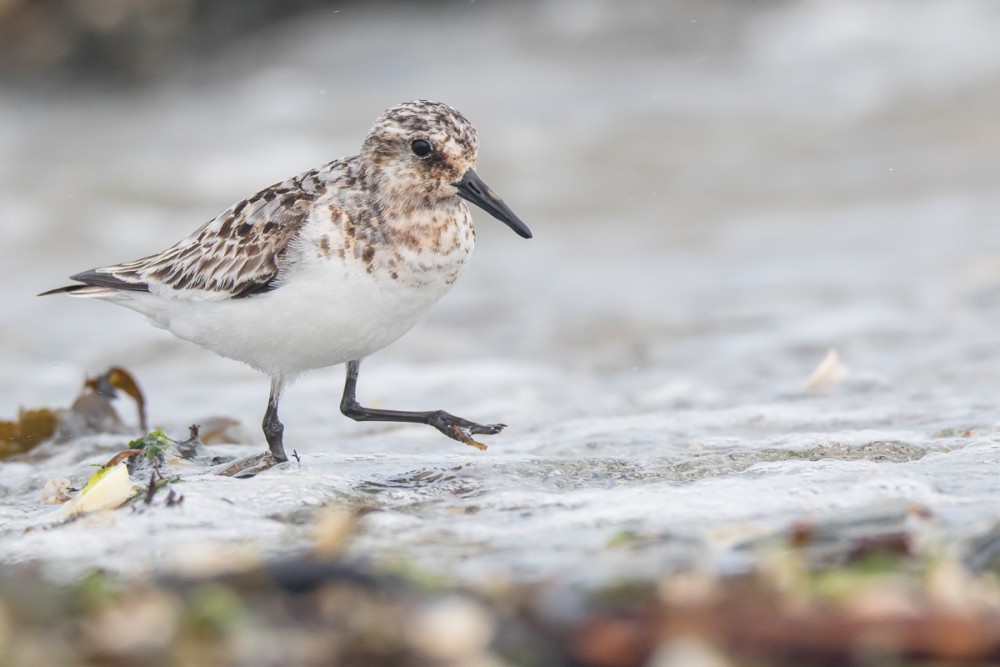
left=9, top=4, right=1000, bottom=664
left=5, top=0, right=1000, bottom=391
left=5, top=0, right=1000, bottom=589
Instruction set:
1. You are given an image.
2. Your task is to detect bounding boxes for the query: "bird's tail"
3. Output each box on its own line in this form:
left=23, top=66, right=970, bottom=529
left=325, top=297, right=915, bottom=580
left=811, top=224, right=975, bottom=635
left=38, top=285, right=121, bottom=298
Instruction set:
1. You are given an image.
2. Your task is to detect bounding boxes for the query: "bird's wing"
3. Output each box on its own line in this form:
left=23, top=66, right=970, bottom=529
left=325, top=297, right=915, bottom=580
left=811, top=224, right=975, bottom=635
left=71, top=180, right=319, bottom=300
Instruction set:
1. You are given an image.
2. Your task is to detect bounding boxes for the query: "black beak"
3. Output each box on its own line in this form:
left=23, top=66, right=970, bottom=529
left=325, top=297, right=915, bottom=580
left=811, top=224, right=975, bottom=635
left=453, top=169, right=532, bottom=239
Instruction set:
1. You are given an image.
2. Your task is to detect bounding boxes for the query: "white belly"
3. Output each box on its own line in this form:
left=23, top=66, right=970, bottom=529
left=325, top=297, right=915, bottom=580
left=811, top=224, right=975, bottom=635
left=118, top=256, right=463, bottom=377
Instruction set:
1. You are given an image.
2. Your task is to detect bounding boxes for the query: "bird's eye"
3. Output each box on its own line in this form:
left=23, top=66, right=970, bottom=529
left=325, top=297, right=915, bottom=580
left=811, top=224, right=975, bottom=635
left=411, top=139, right=432, bottom=158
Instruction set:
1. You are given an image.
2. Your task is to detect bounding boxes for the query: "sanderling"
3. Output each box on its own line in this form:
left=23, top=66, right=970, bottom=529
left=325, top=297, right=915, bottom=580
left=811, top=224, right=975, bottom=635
left=42, top=100, right=532, bottom=462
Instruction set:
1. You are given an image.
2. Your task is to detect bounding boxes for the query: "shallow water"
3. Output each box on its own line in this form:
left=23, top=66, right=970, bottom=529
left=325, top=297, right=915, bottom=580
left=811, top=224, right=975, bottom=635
left=3, top=0, right=1000, bottom=588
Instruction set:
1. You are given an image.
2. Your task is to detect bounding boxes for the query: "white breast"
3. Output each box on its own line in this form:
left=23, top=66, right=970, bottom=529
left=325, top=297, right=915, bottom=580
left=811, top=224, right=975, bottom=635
left=115, top=211, right=475, bottom=378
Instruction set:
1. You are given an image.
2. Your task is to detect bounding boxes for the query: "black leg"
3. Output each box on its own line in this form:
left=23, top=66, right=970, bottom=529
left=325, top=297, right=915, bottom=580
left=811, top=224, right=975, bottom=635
left=339, top=360, right=505, bottom=451
left=263, top=376, right=288, bottom=462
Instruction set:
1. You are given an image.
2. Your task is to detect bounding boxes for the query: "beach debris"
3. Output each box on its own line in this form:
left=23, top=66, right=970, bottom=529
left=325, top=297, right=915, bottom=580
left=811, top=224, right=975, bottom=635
left=405, top=596, right=496, bottom=663
left=56, top=366, right=147, bottom=440
left=53, top=460, right=136, bottom=519
left=119, top=429, right=202, bottom=479
left=41, top=478, right=73, bottom=504
left=164, top=488, right=184, bottom=507
left=108, top=430, right=187, bottom=505
left=311, top=506, right=358, bottom=558
left=214, top=452, right=281, bottom=478
left=0, top=366, right=147, bottom=460
left=804, top=348, right=849, bottom=390
left=141, top=468, right=182, bottom=507
left=176, top=424, right=203, bottom=459
left=129, top=430, right=174, bottom=465
left=6, top=537, right=1000, bottom=667
left=0, top=408, right=59, bottom=458
left=192, top=416, right=252, bottom=445
left=571, top=548, right=1000, bottom=667
left=41, top=428, right=191, bottom=515
left=84, top=366, right=147, bottom=432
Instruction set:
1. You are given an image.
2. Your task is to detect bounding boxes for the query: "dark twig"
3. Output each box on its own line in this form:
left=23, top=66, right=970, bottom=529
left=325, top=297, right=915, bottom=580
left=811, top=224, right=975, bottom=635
left=144, top=467, right=162, bottom=505
left=165, top=488, right=184, bottom=507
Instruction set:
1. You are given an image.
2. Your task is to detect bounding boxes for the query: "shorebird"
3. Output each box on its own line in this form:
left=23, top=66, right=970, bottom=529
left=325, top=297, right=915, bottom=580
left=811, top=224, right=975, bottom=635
left=42, top=100, right=531, bottom=462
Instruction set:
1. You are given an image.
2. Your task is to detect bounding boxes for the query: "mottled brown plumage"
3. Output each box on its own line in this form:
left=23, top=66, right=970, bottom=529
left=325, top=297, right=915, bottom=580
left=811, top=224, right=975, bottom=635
left=42, top=100, right=531, bottom=463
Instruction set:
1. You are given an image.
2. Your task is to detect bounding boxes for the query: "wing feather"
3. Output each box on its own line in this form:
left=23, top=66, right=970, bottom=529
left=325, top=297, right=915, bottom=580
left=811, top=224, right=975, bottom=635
left=42, top=160, right=355, bottom=301
left=88, top=183, right=313, bottom=299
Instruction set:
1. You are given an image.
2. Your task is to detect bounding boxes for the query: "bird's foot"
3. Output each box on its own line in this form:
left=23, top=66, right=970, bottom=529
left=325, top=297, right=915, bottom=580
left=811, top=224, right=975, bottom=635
left=428, top=411, right=506, bottom=451
left=268, top=445, right=289, bottom=463
left=263, top=421, right=287, bottom=462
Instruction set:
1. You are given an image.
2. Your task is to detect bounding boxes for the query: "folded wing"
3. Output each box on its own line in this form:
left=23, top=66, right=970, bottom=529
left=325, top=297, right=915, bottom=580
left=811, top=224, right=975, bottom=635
left=44, top=185, right=313, bottom=300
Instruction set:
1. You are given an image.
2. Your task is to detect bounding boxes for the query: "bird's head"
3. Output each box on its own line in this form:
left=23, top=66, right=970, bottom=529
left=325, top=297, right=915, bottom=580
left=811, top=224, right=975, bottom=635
left=360, top=100, right=531, bottom=238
